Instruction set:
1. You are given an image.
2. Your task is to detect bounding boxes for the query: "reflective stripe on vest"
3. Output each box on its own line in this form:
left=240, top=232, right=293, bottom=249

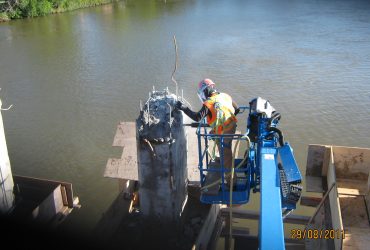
left=203, top=93, right=237, bottom=134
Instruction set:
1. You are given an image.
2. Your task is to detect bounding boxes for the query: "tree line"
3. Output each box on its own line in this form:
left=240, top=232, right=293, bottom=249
left=0, top=0, right=117, bottom=21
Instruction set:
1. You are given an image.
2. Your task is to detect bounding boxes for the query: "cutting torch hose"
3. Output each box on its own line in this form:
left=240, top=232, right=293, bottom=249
left=227, top=137, right=240, bottom=249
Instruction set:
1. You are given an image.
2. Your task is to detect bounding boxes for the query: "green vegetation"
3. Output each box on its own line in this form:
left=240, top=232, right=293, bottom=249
left=0, top=0, right=118, bottom=21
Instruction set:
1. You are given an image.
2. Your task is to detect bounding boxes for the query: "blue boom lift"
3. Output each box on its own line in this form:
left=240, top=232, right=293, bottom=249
left=195, top=97, right=302, bottom=250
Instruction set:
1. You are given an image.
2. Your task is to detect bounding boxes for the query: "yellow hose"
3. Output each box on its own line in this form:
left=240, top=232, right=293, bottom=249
left=228, top=138, right=240, bottom=249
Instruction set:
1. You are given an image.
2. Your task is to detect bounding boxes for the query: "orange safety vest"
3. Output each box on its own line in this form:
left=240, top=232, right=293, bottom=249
left=203, top=93, right=237, bottom=134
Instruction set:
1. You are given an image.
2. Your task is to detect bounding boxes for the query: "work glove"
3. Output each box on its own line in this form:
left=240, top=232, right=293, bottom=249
left=175, top=100, right=186, bottom=111
left=234, top=108, right=240, bottom=116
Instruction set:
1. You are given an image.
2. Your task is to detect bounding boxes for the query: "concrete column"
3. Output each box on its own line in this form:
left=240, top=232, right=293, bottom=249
left=136, top=89, right=187, bottom=223
left=0, top=99, right=14, bottom=214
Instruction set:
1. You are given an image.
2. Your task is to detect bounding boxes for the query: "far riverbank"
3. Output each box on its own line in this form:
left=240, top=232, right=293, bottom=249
left=0, top=0, right=120, bottom=22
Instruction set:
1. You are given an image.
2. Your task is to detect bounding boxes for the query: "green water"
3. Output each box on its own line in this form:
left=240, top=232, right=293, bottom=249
left=0, top=0, right=369, bottom=240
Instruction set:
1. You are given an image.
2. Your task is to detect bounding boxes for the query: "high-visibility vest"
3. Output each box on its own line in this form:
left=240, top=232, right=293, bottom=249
left=203, top=93, right=237, bottom=134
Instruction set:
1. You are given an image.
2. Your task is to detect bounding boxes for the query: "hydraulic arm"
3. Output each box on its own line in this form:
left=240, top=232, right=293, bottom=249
left=248, top=97, right=302, bottom=249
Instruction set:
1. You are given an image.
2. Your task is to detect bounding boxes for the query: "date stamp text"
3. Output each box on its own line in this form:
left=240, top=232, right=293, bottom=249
left=291, top=229, right=345, bottom=239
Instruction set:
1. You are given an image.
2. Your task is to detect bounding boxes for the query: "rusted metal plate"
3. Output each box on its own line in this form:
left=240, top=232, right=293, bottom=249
left=221, top=226, right=250, bottom=237
left=366, top=193, right=370, bottom=223
left=306, top=144, right=331, bottom=193
left=339, top=194, right=369, bottom=228
left=343, top=227, right=370, bottom=250
left=305, top=176, right=323, bottom=193
left=300, top=196, right=322, bottom=207
left=194, top=204, right=220, bottom=249
left=31, top=184, right=64, bottom=224
left=332, top=146, right=370, bottom=180
left=327, top=153, right=344, bottom=250
left=306, top=144, right=331, bottom=177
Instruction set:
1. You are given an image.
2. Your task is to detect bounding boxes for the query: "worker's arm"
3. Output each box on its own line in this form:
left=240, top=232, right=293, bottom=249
left=175, top=101, right=209, bottom=122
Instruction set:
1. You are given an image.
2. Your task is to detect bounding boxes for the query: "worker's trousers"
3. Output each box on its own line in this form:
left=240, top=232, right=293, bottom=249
left=216, top=120, right=237, bottom=184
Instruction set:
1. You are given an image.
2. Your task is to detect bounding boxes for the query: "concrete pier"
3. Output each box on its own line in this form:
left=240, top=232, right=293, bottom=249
left=0, top=99, right=14, bottom=214
left=136, top=89, right=187, bottom=223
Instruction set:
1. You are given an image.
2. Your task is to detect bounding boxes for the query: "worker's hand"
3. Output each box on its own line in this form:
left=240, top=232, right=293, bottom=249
left=234, top=108, right=240, bottom=116
left=175, top=100, right=186, bottom=111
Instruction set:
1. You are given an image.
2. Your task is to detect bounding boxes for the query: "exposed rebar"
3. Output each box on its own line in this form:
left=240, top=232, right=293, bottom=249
left=171, top=35, right=179, bottom=99
left=0, top=89, right=13, bottom=111
left=0, top=104, right=13, bottom=111
left=167, top=103, right=172, bottom=139
left=143, top=138, right=156, bottom=158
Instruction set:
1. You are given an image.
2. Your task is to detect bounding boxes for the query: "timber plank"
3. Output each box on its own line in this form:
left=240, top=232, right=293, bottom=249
left=104, top=121, right=138, bottom=180
left=104, top=158, right=138, bottom=181
left=112, top=122, right=136, bottom=147
left=336, top=178, right=368, bottom=195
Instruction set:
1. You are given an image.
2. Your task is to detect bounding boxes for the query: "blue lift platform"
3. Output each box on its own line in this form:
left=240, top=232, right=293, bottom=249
left=195, top=97, right=302, bottom=250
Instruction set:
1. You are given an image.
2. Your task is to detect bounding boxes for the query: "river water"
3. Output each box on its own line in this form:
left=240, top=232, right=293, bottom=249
left=0, top=0, right=369, bottom=239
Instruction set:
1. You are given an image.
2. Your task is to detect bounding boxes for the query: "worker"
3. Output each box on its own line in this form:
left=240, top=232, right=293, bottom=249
left=175, top=78, right=240, bottom=185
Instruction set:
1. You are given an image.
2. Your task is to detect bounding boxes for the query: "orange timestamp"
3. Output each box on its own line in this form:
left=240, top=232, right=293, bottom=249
left=291, top=229, right=345, bottom=239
